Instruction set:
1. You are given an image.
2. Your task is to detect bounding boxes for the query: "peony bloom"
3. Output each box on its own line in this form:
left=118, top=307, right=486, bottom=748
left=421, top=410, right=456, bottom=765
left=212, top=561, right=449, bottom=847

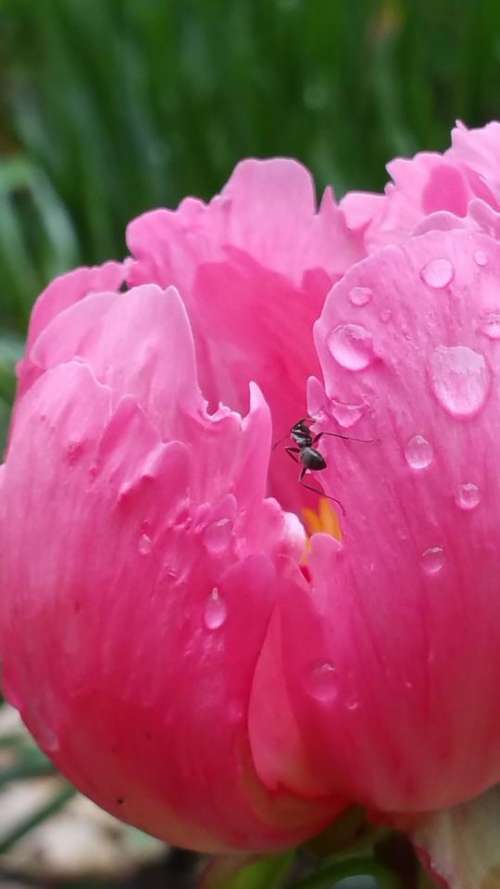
left=3, top=127, right=500, bottom=882
left=0, top=162, right=359, bottom=853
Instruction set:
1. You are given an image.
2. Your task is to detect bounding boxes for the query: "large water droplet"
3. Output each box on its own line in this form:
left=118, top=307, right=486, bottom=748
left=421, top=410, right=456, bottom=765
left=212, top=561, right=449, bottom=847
left=478, top=312, right=500, bottom=340
left=204, top=588, right=227, bottom=630
left=203, top=518, right=233, bottom=554
left=420, top=257, right=454, bottom=289
left=474, top=249, right=488, bottom=267
left=329, top=398, right=365, bottom=429
left=405, top=434, right=433, bottom=470
left=138, top=533, right=153, bottom=555
left=429, top=345, right=490, bottom=418
left=328, top=323, right=374, bottom=371
left=306, top=661, right=338, bottom=702
left=349, top=286, right=372, bottom=307
left=421, top=546, right=445, bottom=576
left=455, top=482, right=481, bottom=511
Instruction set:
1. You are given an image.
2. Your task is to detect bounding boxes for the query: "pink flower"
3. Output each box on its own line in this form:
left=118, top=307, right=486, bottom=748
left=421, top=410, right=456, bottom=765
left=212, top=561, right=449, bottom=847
left=4, top=128, right=500, bottom=875
left=342, top=120, right=500, bottom=251
left=0, top=162, right=359, bottom=853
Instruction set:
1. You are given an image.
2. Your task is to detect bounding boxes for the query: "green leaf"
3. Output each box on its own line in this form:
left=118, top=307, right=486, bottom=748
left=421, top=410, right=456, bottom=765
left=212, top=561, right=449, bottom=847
left=200, top=852, right=294, bottom=889
left=305, top=807, right=376, bottom=859
left=0, top=331, right=23, bottom=404
left=291, top=855, right=404, bottom=889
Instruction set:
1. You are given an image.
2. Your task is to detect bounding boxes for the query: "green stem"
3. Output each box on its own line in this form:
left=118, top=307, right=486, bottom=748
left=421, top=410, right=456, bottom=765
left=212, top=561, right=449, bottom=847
left=292, top=855, right=403, bottom=889
left=0, top=783, right=76, bottom=855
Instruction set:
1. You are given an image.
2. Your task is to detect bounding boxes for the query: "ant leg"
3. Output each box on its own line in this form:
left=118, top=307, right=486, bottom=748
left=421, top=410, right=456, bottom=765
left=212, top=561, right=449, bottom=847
left=299, top=467, right=346, bottom=516
left=312, top=432, right=374, bottom=445
left=285, top=446, right=300, bottom=464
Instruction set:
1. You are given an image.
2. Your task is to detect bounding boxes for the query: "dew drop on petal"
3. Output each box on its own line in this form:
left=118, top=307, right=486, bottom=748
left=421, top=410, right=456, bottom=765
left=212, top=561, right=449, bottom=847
left=203, top=518, right=233, bottom=554
left=478, top=312, right=500, bottom=340
left=455, top=482, right=481, bottom=511
left=204, top=587, right=227, bottom=630
left=420, top=257, right=454, bottom=289
left=405, top=434, right=433, bottom=470
left=306, top=661, right=338, bottom=702
left=138, top=533, right=153, bottom=555
left=349, top=286, right=372, bottom=307
left=474, top=249, right=489, bottom=267
left=421, top=546, right=445, bottom=576
left=429, top=345, right=490, bottom=418
left=345, top=698, right=360, bottom=712
left=329, top=398, right=365, bottom=429
left=328, top=323, right=374, bottom=371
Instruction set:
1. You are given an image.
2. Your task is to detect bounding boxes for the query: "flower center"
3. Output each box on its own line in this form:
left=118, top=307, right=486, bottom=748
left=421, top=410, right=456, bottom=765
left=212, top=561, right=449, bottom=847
left=302, top=497, right=342, bottom=541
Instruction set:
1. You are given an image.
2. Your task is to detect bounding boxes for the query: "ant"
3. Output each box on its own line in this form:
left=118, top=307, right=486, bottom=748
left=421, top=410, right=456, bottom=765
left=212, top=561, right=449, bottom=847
left=273, top=417, right=373, bottom=515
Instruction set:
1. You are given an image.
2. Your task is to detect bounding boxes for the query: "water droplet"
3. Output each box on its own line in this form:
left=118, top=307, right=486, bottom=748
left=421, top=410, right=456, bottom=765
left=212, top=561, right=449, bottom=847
left=421, top=546, right=445, bottom=576
left=138, top=533, right=153, bottom=555
left=329, top=398, right=365, bottom=429
left=404, top=434, right=433, bottom=470
left=474, top=249, right=488, bottom=267
left=478, top=312, right=500, bottom=340
left=345, top=698, right=360, bottom=712
left=204, top=588, right=227, bottom=630
left=306, top=661, right=338, bottom=702
left=429, top=345, right=490, bottom=418
left=455, top=482, right=481, bottom=511
left=420, top=257, right=454, bottom=289
left=203, top=518, right=233, bottom=554
left=328, top=323, right=374, bottom=371
left=349, top=286, right=372, bottom=307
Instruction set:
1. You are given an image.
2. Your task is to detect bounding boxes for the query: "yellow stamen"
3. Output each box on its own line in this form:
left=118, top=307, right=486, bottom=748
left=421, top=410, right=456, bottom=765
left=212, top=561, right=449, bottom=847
left=302, top=497, right=342, bottom=541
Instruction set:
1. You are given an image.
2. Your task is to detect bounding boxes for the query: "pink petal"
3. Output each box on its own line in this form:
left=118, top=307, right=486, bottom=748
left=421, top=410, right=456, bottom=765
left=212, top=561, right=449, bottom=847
left=278, top=229, right=500, bottom=814
left=125, top=159, right=363, bottom=511
left=450, top=120, right=500, bottom=207
left=344, top=154, right=473, bottom=252
left=0, top=329, right=331, bottom=851
left=17, top=262, right=124, bottom=400
left=27, top=285, right=201, bottom=438
left=248, top=604, right=344, bottom=803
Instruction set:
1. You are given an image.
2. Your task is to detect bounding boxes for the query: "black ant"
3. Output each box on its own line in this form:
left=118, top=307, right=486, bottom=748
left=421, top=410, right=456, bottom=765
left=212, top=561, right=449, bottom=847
left=273, top=417, right=373, bottom=515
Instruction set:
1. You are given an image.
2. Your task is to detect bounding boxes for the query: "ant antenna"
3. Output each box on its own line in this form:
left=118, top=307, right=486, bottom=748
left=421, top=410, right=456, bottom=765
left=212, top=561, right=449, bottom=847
left=300, top=480, right=346, bottom=516
left=318, top=431, right=375, bottom=444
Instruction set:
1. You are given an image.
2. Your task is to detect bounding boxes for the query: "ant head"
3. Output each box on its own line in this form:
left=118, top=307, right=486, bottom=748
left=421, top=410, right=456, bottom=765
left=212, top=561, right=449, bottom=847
left=291, top=417, right=313, bottom=434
